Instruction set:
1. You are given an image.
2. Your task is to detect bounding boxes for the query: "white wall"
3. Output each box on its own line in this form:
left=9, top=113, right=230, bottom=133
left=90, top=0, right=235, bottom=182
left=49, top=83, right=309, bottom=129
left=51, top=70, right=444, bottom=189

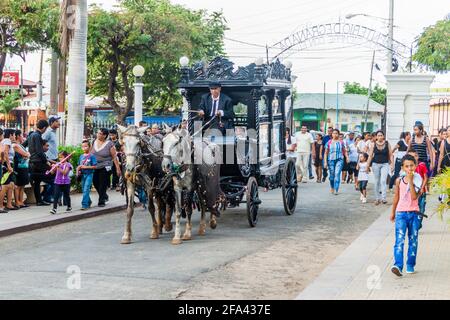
left=385, top=73, right=435, bottom=145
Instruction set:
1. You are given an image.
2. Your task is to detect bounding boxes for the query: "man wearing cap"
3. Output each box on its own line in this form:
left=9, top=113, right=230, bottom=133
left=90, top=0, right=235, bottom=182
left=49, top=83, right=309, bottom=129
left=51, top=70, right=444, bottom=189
left=42, top=115, right=61, bottom=203
left=198, top=82, right=235, bottom=133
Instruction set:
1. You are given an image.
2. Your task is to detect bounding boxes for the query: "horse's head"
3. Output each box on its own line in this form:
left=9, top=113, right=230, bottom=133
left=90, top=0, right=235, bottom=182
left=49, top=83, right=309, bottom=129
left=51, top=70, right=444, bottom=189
left=117, top=124, right=147, bottom=179
left=162, top=127, right=191, bottom=174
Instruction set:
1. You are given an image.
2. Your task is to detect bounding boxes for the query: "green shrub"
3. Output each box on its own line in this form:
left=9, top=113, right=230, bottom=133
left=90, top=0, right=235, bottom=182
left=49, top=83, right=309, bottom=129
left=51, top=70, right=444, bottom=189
left=58, top=145, right=84, bottom=191
left=431, top=168, right=450, bottom=225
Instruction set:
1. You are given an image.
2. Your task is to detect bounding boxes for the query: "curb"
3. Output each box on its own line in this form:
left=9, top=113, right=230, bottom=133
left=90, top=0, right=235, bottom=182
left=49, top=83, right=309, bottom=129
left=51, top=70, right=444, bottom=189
left=0, top=204, right=127, bottom=238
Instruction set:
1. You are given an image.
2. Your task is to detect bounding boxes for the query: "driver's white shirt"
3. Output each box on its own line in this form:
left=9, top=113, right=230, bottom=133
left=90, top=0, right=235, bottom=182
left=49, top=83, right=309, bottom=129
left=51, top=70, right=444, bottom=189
left=211, top=97, right=224, bottom=117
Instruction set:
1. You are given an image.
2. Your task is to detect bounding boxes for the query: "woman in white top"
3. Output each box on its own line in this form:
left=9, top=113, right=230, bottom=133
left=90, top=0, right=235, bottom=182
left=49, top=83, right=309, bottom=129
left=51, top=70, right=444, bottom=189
left=285, top=128, right=296, bottom=158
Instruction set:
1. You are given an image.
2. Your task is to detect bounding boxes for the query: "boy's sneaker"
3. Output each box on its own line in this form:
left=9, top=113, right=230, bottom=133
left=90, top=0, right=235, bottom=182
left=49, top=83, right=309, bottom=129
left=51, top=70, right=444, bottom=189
left=66, top=207, right=72, bottom=212
left=362, top=197, right=367, bottom=204
left=81, top=207, right=88, bottom=211
left=406, top=266, right=415, bottom=274
left=360, top=194, right=363, bottom=201
left=50, top=208, right=57, bottom=215
left=391, top=265, right=403, bottom=277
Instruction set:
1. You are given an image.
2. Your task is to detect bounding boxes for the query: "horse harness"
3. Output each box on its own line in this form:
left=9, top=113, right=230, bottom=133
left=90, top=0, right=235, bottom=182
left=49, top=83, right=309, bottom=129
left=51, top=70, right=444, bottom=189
left=121, top=131, right=163, bottom=188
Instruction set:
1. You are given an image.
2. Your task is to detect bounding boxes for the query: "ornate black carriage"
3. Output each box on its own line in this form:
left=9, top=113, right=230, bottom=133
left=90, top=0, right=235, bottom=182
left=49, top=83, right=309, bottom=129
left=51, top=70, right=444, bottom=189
left=179, top=57, right=298, bottom=227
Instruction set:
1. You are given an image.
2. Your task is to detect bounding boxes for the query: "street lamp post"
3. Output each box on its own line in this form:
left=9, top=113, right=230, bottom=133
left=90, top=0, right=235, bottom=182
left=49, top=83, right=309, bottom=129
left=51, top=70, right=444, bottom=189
left=132, top=65, right=145, bottom=126
left=346, top=0, right=395, bottom=74
left=387, top=0, right=394, bottom=74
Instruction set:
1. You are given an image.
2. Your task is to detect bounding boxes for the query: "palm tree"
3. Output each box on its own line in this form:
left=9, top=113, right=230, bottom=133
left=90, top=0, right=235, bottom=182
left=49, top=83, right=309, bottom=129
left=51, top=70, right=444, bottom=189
left=0, top=92, right=20, bottom=127
left=60, top=0, right=87, bottom=145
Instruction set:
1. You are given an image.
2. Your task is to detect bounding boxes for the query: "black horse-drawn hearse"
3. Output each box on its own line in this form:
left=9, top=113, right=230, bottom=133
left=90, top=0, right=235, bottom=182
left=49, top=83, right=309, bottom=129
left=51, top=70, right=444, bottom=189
left=178, top=57, right=298, bottom=227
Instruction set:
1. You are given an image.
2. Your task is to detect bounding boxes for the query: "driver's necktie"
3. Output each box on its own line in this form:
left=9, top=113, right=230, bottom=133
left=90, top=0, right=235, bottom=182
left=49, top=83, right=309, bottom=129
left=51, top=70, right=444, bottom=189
left=211, top=99, right=218, bottom=117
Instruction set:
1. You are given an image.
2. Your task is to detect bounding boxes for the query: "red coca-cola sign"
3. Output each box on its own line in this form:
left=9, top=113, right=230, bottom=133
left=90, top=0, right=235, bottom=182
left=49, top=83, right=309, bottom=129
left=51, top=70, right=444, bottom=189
left=0, top=71, right=20, bottom=89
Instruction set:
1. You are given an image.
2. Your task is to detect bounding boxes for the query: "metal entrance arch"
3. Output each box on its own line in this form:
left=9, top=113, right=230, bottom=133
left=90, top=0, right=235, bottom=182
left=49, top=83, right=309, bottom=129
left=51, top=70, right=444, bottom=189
left=270, top=22, right=410, bottom=62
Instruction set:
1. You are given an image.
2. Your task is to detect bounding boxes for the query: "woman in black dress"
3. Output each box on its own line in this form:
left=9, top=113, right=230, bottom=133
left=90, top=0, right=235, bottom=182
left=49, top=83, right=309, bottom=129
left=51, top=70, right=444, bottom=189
left=13, top=130, right=31, bottom=208
left=312, top=133, right=323, bottom=183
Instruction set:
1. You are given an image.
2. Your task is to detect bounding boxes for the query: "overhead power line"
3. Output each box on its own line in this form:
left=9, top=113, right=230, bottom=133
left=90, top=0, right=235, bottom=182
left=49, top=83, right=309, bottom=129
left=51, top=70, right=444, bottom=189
left=224, top=37, right=267, bottom=48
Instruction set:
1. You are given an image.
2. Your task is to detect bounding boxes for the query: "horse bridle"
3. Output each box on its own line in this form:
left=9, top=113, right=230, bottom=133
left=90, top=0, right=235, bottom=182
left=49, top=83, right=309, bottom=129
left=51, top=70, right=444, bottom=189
left=121, top=132, right=163, bottom=158
left=163, top=133, right=191, bottom=175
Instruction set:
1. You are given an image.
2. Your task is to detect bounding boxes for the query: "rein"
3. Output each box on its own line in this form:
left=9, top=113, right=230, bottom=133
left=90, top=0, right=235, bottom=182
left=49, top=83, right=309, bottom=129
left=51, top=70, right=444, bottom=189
left=193, top=115, right=217, bottom=137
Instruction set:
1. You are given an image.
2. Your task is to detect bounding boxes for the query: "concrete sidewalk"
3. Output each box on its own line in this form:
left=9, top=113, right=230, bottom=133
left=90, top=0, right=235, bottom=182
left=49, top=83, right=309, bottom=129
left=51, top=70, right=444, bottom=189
left=296, top=199, right=450, bottom=300
left=0, top=190, right=127, bottom=238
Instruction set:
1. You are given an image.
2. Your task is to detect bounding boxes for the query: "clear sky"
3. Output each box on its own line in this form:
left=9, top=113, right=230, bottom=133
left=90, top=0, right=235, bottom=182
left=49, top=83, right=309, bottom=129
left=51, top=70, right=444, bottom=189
left=5, top=0, right=449, bottom=95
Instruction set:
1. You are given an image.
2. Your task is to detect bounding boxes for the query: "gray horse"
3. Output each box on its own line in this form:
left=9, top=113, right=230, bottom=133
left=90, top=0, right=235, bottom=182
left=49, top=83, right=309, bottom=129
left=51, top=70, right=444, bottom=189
left=118, top=124, right=173, bottom=244
left=161, top=125, right=222, bottom=245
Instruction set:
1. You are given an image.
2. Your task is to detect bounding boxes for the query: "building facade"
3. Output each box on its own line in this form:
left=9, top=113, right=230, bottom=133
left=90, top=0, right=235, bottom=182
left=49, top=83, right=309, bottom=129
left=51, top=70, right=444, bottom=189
left=293, top=93, right=384, bottom=133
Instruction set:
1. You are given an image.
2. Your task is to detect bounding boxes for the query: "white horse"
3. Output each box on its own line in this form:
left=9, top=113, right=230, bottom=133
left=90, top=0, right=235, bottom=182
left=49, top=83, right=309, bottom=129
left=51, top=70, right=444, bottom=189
left=161, top=125, right=222, bottom=245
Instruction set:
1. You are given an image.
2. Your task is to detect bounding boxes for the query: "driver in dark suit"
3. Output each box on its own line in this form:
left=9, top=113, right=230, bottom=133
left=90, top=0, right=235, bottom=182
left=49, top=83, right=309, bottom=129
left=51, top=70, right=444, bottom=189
left=198, top=81, right=234, bottom=133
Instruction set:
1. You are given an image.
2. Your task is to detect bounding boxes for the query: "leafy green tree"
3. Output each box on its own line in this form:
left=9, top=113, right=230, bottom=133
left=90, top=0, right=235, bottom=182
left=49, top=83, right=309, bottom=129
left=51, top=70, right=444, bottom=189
left=413, top=18, right=450, bottom=73
left=0, top=0, right=59, bottom=81
left=0, top=91, right=20, bottom=126
left=343, top=82, right=386, bottom=106
left=87, top=0, right=228, bottom=122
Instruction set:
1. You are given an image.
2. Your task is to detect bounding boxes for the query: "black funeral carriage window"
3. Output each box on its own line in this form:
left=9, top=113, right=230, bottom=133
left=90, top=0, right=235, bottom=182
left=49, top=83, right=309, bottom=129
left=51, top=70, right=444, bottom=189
left=233, top=102, right=248, bottom=131
left=258, top=95, right=269, bottom=116
left=285, top=94, right=292, bottom=122
left=272, top=96, right=281, bottom=116
left=272, top=122, right=282, bottom=156
left=259, top=123, right=270, bottom=159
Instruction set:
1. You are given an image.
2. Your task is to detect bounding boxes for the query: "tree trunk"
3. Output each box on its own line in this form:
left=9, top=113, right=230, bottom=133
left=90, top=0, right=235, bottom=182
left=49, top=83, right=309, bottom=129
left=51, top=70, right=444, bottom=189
left=48, top=50, right=59, bottom=115
left=119, top=58, right=134, bottom=125
left=66, top=0, right=88, bottom=145
left=57, top=56, right=67, bottom=113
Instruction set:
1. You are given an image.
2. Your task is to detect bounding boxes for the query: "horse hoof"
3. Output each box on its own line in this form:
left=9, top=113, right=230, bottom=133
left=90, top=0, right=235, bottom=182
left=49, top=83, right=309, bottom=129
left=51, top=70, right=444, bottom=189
left=121, top=238, right=131, bottom=244
left=210, top=221, right=217, bottom=229
left=165, top=224, right=173, bottom=232
left=150, top=234, right=159, bottom=240
left=171, top=238, right=182, bottom=245
left=198, top=229, right=206, bottom=236
left=182, top=235, right=192, bottom=241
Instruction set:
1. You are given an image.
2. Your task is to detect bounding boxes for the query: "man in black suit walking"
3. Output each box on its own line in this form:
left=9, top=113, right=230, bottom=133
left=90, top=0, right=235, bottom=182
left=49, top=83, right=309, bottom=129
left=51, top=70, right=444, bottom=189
left=198, top=81, right=235, bottom=133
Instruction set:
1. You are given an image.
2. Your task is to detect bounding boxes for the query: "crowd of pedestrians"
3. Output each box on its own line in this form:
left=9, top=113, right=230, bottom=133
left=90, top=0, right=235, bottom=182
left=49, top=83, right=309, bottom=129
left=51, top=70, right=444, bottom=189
left=0, top=116, right=166, bottom=215
left=286, top=122, right=450, bottom=279
left=285, top=122, right=450, bottom=204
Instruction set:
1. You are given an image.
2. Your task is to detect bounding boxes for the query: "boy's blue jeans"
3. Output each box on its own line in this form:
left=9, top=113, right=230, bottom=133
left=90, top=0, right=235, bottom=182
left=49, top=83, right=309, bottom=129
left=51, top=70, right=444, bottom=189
left=81, top=174, right=94, bottom=209
left=394, top=211, right=421, bottom=271
left=328, top=159, right=344, bottom=192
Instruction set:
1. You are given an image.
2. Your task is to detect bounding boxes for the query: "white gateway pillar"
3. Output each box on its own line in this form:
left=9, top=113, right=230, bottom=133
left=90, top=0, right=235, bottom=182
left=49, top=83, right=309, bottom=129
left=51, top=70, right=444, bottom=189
left=385, top=73, right=435, bottom=144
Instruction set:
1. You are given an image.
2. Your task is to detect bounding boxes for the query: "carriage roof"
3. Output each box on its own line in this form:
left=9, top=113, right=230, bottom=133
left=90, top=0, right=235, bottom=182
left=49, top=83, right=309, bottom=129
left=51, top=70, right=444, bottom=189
left=178, top=57, right=292, bottom=92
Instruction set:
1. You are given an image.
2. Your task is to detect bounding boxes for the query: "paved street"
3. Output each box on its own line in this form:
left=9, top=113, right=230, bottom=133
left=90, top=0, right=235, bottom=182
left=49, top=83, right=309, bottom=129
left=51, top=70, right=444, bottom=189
left=0, top=180, right=384, bottom=299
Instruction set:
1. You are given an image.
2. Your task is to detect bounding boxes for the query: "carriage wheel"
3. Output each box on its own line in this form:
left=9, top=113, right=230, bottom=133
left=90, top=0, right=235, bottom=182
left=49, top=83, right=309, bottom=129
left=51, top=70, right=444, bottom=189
left=282, top=157, right=298, bottom=215
left=246, top=177, right=260, bottom=227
